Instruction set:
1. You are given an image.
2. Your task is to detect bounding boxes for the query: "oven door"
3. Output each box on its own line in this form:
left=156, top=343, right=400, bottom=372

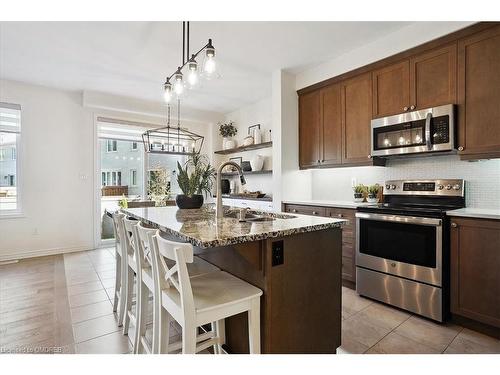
left=356, top=212, right=442, bottom=286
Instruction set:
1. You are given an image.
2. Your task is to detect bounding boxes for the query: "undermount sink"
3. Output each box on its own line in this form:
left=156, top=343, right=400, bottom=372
left=224, top=210, right=276, bottom=222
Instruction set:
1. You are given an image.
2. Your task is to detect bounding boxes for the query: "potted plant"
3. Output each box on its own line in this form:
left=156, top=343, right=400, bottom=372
left=367, top=184, right=381, bottom=203
left=353, top=184, right=366, bottom=202
left=176, top=154, right=216, bottom=209
left=219, top=121, right=237, bottom=150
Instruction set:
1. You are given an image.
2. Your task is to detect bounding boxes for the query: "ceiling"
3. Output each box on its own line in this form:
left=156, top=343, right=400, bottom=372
left=0, top=21, right=413, bottom=114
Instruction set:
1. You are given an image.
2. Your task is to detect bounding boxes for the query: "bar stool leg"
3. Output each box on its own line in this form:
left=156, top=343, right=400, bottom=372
left=247, top=298, right=261, bottom=354
left=113, top=254, right=121, bottom=313
left=122, top=267, right=134, bottom=334
left=215, top=319, right=225, bottom=354
left=182, top=326, right=197, bottom=354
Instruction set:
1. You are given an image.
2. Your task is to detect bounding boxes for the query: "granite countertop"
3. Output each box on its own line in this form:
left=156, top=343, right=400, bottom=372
left=122, top=204, right=346, bottom=248
left=282, top=199, right=374, bottom=209
left=446, top=208, right=500, bottom=220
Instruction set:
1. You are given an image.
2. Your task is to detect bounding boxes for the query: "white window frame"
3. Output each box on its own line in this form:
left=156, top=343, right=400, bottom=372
left=131, top=142, right=138, bottom=151
left=130, top=169, right=138, bottom=186
left=0, top=102, right=22, bottom=217
left=106, top=139, right=117, bottom=152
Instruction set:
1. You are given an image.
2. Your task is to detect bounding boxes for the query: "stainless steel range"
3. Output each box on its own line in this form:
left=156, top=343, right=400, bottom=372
left=355, top=179, right=465, bottom=322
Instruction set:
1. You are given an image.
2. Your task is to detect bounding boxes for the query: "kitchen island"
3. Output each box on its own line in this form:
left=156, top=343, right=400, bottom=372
left=122, top=204, right=346, bottom=354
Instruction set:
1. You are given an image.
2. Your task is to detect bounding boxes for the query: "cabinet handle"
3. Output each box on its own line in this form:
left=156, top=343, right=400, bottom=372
left=321, top=159, right=325, bottom=163
left=338, top=214, right=343, bottom=218
left=368, top=154, right=372, bottom=159
left=403, top=106, right=408, bottom=111
left=293, top=209, right=298, bottom=213
left=451, top=222, right=458, bottom=228
left=312, top=211, right=318, bottom=215
left=410, top=105, right=415, bottom=110
left=458, top=146, right=464, bottom=151
left=317, top=160, right=321, bottom=164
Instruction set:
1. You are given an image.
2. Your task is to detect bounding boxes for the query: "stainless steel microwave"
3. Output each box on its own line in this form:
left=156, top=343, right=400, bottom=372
left=370, top=104, right=455, bottom=157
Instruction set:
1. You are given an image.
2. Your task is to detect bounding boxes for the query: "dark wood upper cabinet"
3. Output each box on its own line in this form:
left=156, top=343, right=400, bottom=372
left=321, top=84, right=342, bottom=166
left=342, top=73, right=373, bottom=164
left=299, top=90, right=321, bottom=168
left=450, top=218, right=500, bottom=328
left=410, top=43, right=457, bottom=110
left=372, top=60, right=410, bottom=118
left=458, top=25, right=500, bottom=160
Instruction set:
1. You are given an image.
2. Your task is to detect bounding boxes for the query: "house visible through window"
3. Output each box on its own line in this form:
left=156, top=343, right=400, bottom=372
left=101, top=170, right=122, bottom=186
left=0, top=102, right=21, bottom=213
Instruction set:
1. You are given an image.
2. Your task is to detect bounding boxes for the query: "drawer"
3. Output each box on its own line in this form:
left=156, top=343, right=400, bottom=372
left=284, top=204, right=327, bottom=217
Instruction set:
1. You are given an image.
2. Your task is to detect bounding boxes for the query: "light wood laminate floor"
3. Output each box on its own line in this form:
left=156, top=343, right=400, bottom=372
left=1, top=248, right=499, bottom=354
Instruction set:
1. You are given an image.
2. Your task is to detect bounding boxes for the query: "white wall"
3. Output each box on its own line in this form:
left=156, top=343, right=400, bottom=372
left=213, top=97, right=273, bottom=194
left=0, top=79, right=215, bottom=261
left=0, top=80, right=94, bottom=260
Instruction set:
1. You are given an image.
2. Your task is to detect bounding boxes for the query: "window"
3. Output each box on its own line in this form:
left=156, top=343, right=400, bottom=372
left=101, top=170, right=122, bottom=186
left=131, top=142, right=138, bottom=151
left=0, top=102, right=21, bottom=214
left=130, top=169, right=138, bottom=186
left=106, top=139, right=117, bottom=152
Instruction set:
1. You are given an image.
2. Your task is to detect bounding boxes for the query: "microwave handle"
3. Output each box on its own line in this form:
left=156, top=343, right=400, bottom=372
left=425, top=112, right=432, bottom=150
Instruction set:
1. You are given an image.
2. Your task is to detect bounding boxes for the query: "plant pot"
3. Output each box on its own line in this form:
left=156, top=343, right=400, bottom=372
left=175, top=194, right=204, bottom=209
left=353, top=192, right=364, bottom=203
left=367, top=193, right=379, bottom=204
left=223, top=137, right=236, bottom=150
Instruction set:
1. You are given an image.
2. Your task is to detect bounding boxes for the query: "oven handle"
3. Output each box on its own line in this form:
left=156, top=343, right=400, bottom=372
left=355, top=212, right=442, bottom=226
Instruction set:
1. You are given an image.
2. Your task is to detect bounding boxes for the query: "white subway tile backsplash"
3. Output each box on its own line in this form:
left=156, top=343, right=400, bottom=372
left=312, top=155, right=500, bottom=209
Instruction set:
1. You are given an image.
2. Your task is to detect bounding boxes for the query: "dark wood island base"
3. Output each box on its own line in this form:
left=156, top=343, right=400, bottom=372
left=195, top=228, right=342, bottom=354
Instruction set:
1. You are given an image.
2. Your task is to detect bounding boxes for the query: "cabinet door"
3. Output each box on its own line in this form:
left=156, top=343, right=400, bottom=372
left=410, top=43, right=457, bottom=110
left=320, top=84, right=342, bottom=166
left=372, top=60, right=410, bottom=118
left=342, top=73, right=373, bottom=165
left=458, top=25, right=500, bottom=159
left=299, top=91, right=321, bottom=168
left=450, top=218, right=500, bottom=328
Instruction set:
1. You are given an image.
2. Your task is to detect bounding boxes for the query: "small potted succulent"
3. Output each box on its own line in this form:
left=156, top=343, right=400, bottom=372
left=367, top=184, right=381, bottom=203
left=176, top=154, right=216, bottom=209
left=353, top=184, right=366, bottom=202
left=218, top=121, right=238, bottom=150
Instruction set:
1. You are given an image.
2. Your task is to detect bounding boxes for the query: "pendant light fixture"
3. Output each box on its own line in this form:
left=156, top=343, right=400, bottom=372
left=142, top=100, right=204, bottom=156
left=143, top=21, right=215, bottom=156
left=162, top=21, right=217, bottom=103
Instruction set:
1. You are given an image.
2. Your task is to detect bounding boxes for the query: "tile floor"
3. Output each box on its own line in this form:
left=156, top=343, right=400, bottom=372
left=1, top=248, right=500, bottom=354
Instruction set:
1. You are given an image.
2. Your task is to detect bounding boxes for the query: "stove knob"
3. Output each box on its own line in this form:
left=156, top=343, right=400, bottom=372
left=446, top=184, right=452, bottom=190
left=385, top=184, right=391, bottom=190
left=390, top=184, right=396, bottom=190
left=437, top=184, right=444, bottom=190
left=453, top=184, right=461, bottom=190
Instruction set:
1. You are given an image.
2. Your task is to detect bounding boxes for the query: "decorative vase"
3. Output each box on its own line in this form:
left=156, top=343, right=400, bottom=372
left=253, top=128, right=262, bottom=144
left=250, top=154, right=264, bottom=171
left=223, top=137, right=236, bottom=150
left=367, top=193, right=379, bottom=204
left=353, top=192, right=364, bottom=203
left=175, top=194, right=204, bottom=209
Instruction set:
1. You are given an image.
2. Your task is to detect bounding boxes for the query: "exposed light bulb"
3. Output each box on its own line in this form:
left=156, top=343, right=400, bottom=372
left=204, top=42, right=216, bottom=75
left=163, top=79, right=172, bottom=103
left=174, top=69, right=184, bottom=95
left=187, top=56, right=198, bottom=86
left=398, top=136, right=405, bottom=145
left=415, top=134, right=421, bottom=142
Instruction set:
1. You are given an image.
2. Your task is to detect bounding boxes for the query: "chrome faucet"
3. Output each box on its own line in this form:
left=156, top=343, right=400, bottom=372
left=216, top=161, right=246, bottom=219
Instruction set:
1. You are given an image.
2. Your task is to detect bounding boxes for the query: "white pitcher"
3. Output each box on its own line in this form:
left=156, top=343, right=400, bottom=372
left=250, top=154, right=264, bottom=171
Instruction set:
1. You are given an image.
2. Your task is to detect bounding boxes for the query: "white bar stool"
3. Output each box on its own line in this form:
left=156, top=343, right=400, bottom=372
left=151, top=231, right=263, bottom=354
left=111, top=212, right=127, bottom=327
left=127, top=220, right=221, bottom=354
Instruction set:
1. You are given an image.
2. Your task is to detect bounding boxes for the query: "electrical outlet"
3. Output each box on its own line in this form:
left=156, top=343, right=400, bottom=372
left=272, top=240, right=284, bottom=266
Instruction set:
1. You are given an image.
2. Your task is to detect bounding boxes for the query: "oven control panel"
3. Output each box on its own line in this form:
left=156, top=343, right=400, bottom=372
left=384, top=179, right=464, bottom=197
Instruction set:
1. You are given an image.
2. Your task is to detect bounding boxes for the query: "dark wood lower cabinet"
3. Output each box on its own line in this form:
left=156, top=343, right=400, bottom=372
left=450, top=217, right=500, bottom=329
left=283, top=203, right=357, bottom=286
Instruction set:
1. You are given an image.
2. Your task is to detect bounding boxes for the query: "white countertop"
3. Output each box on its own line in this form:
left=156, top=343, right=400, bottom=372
left=282, top=199, right=374, bottom=209
left=446, top=208, right=500, bottom=220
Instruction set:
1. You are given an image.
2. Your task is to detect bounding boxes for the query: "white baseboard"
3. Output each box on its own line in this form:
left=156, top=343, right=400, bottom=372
left=0, top=245, right=94, bottom=262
